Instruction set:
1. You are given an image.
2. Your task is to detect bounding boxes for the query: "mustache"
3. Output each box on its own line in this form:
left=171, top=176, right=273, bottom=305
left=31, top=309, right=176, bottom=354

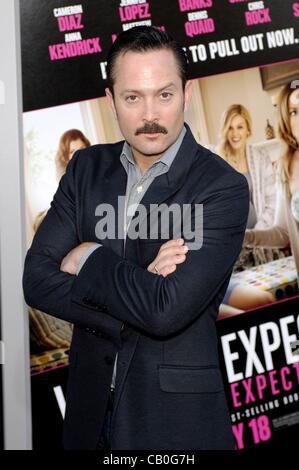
left=135, top=122, right=168, bottom=135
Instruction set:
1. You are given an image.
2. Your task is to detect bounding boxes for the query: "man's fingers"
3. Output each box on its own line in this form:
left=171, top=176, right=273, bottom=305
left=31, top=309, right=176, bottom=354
left=159, top=265, right=177, bottom=277
left=174, top=254, right=187, bottom=264
left=158, top=245, right=188, bottom=262
left=150, top=250, right=187, bottom=272
left=159, top=238, right=184, bottom=252
left=168, top=253, right=186, bottom=265
left=147, top=241, right=188, bottom=274
left=158, top=254, right=186, bottom=272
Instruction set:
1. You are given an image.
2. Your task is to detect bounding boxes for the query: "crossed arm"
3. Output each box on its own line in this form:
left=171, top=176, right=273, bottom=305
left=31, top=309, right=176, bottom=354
left=23, top=152, right=249, bottom=338
left=60, top=239, right=188, bottom=278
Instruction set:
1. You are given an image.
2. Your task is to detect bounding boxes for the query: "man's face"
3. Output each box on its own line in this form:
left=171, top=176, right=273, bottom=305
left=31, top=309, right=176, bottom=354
left=106, top=48, right=192, bottom=160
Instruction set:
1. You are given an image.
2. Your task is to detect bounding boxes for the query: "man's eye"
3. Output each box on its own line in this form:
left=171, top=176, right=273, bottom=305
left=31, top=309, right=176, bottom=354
left=126, top=95, right=138, bottom=103
left=160, top=92, right=172, bottom=100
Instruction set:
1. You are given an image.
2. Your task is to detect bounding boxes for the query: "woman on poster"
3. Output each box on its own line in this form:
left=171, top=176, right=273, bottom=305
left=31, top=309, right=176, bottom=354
left=244, top=83, right=299, bottom=286
left=217, top=104, right=277, bottom=311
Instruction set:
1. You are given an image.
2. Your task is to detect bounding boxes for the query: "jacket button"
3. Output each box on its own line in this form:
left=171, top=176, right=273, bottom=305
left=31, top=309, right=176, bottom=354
left=104, top=356, right=114, bottom=365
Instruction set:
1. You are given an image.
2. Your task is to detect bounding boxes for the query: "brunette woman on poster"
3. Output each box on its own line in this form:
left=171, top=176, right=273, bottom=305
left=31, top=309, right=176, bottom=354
left=55, top=128, right=91, bottom=180
left=244, top=83, right=299, bottom=286
left=29, top=129, right=91, bottom=351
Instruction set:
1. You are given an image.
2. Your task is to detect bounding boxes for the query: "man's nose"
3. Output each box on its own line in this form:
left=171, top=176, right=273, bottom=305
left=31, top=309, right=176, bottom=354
left=142, top=98, right=159, bottom=122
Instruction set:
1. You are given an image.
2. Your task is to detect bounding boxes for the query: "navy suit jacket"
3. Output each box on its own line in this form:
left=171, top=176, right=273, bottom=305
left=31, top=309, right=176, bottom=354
left=23, top=125, right=249, bottom=450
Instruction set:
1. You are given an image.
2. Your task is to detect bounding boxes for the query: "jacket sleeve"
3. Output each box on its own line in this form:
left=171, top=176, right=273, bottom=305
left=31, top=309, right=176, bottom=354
left=71, top=171, right=249, bottom=337
left=23, top=151, right=123, bottom=344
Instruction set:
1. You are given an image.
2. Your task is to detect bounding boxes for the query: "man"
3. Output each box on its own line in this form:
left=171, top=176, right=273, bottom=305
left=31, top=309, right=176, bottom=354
left=23, top=26, right=249, bottom=450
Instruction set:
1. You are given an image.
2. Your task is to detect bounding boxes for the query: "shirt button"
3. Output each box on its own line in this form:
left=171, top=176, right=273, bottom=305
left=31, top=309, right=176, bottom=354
left=137, top=185, right=143, bottom=193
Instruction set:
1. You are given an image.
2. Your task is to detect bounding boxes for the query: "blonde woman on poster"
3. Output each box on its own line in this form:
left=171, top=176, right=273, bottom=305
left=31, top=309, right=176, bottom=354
left=218, top=104, right=276, bottom=231
left=217, top=104, right=276, bottom=311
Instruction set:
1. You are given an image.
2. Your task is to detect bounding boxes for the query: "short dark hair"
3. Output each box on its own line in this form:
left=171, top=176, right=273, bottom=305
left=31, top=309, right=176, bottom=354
left=106, top=26, right=188, bottom=92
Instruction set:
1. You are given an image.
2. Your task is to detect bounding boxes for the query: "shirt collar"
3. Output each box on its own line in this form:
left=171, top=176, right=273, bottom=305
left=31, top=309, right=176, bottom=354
left=120, top=125, right=186, bottom=174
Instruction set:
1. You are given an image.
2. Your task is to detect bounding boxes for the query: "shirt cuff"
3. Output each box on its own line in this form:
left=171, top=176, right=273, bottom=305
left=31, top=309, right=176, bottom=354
left=76, top=244, right=102, bottom=275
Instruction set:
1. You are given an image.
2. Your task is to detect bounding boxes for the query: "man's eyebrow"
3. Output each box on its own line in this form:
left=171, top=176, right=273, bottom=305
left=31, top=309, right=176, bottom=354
left=157, top=82, right=177, bottom=92
left=120, top=83, right=177, bottom=95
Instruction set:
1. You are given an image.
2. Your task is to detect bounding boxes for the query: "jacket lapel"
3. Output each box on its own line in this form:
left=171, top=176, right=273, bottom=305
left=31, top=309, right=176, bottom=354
left=125, top=125, right=199, bottom=258
left=137, top=124, right=199, bottom=216
left=99, top=143, right=127, bottom=258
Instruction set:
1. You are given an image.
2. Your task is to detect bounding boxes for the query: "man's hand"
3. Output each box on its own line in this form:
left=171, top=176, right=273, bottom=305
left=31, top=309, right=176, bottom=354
left=60, top=242, right=97, bottom=275
left=147, top=239, right=189, bottom=277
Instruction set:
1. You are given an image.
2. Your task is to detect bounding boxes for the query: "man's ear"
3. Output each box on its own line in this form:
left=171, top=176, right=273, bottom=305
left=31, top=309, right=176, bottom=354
left=105, top=87, right=117, bottom=119
left=184, top=80, right=193, bottom=112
